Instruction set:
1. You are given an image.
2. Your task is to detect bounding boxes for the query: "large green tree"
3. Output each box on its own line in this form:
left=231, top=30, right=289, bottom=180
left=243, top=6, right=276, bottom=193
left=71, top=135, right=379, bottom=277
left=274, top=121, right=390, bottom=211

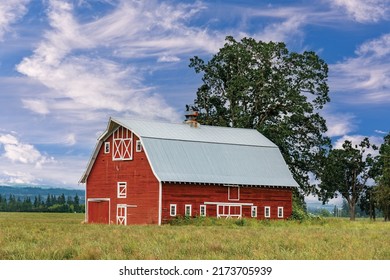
left=318, top=138, right=377, bottom=220
left=373, top=133, right=390, bottom=221
left=189, top=36, right=330, bottom=194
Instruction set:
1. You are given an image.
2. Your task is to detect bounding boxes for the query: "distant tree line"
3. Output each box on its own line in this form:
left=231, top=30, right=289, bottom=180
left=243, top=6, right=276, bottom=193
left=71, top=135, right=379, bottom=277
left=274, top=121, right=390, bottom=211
left=0, top=193, right=84, bottom=213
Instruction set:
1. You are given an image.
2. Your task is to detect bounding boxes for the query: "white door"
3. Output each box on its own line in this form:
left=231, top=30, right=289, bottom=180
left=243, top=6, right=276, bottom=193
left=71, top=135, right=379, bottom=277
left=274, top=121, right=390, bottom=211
left=117, top=204, right=127, bottom=225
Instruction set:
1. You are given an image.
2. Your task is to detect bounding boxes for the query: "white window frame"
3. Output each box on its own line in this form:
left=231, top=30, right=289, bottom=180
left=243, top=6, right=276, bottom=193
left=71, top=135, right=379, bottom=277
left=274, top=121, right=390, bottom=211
left=264, top=206, right=271, bottom=218
left=200, top=205, right=206, bottom=217
left=136, top=140, right=142, bottom=152
left=170, top=204, right=177, bottom=217
left=251, top=206, right=257, bottom=218
left=104, top=142, right=110, bottom=154
left=278, top=207, right=284, bottom=218
left=185, top=204, right=192, bottom=217
left=117, top=182, right=127, bottom=198
left=228, top=186, right=240, bottom=201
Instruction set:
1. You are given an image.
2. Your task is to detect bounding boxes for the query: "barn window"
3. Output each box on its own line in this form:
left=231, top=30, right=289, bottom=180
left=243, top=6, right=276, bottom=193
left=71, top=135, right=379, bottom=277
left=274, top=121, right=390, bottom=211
left=185, top=204, right=192, bottom=217
left=251, top=206, right=257, bottom=218
left=117, top=182, right=127, bottom=198
left=228, top=186, right=240, bottom=201
left=200, top=205, right=206, bottom=217
left=136, top=140, right=142, bottom=152
left=104, top=142, right=110, bottom=154
left=264, top=206, right=271, bottom=218
left=112, top=126, right=133, bottom=161
left=170, top=204, right=177, bottom=217
left=278, top=207, right=284, bottom=218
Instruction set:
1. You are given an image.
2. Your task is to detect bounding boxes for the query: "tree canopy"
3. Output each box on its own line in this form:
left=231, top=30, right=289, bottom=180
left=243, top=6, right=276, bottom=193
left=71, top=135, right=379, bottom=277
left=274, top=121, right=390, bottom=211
left=189, top=36, right=331, bottom=194
left=318, top=138, right=377, bottom=220
left=373, top=133, right=390, bottom=221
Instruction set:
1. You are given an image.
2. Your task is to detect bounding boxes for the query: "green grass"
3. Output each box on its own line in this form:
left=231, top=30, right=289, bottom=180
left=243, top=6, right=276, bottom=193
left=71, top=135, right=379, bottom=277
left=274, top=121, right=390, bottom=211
left=0, top=212, right=389, bottom=260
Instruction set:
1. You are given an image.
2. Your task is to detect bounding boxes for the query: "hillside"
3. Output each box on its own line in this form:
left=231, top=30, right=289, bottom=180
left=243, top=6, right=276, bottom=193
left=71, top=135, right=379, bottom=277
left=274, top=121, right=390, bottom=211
left=0, top=185, right=85, bottom=202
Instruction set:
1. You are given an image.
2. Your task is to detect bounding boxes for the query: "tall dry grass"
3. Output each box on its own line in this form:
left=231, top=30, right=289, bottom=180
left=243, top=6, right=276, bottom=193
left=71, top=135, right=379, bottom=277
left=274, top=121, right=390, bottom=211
left=0, top=213, right=389, bottom=260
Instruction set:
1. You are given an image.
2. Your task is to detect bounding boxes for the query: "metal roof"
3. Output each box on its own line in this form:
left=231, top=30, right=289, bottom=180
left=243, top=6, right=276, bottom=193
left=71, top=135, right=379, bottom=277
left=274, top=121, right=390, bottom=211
left=112, top=117, right=277, bottom=147
left=80, top=117, right=298, bottom=187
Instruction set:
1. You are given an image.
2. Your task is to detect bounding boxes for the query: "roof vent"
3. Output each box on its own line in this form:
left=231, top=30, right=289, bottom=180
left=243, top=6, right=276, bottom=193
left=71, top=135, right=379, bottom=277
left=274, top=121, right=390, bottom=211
left=184, top=105, right=199, bottom=128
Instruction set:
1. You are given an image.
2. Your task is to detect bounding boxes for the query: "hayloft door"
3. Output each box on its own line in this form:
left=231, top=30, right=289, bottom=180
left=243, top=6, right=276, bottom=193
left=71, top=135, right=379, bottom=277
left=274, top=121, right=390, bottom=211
left=117, top=204, right=127, bottom=225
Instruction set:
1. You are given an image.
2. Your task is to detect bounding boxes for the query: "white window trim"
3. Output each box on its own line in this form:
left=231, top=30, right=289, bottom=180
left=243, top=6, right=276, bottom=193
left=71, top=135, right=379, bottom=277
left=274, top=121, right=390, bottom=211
left=117, top=182, right=127, bottom=198
left=170, top=204, right=177, bottom=217
left=185, top=204, right=192, bottom=217
left=264, top=206, right=271, bottom=218
left=136, top=140, right=142, bottom=152
left=251, top=206, right=257, bottom=218
left=200, top=205, right=206, bottom=217
left=228, top=186, right=240, bottom=201
left=104, top=142, right=110, bottom=154
left=278, top=207, right=284, bottom=218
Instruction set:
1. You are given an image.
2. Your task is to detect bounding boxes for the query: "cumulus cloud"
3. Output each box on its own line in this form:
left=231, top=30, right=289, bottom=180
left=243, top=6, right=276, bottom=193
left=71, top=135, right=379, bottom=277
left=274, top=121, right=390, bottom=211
left=0, top=133, right=54, bottom=168
left=329, top=0, right=390, bottom=22
left=330, top=33, right=390, bottom=104
left=0, top=0, right=30, bottom=40
left=324, top=112, right=357, bottom=137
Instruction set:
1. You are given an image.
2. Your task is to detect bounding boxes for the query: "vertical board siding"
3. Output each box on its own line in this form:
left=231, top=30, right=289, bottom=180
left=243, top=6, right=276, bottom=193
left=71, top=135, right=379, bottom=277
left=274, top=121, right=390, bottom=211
left=87, top=131, right=159, bottom=225
left=161, top=183, right=292, bottom=223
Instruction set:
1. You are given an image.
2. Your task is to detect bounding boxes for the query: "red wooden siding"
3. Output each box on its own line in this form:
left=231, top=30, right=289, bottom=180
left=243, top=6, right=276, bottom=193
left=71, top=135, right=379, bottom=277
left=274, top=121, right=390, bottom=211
left=161, top=183, right=292, bottom=223
left=86, top=129, right=160, bottom=225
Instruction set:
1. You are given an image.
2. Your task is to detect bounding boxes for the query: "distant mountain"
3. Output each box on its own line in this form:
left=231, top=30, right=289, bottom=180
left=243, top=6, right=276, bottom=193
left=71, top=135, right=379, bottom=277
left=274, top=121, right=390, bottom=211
left=0, top=185, right=85, bottom=202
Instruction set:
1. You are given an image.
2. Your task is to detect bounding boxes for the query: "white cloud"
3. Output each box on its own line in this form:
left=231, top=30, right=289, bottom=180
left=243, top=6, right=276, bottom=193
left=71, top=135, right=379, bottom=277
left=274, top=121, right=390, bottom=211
left=0, top=0, right=29, bottom=40
left=324, top=112, right=357, bottom=137
left=22, top=99, right=50, bottom=115
left=329, top=0, right=390, bottom=22
left=330, top=33, right=390, bottom=104
left=64, top=133, right=76, bottom=146
left=0, top=133, right=54, bottom=168
left=375, top=130, right=388, bottom=135
left=157, top=55, right=181, bottom=63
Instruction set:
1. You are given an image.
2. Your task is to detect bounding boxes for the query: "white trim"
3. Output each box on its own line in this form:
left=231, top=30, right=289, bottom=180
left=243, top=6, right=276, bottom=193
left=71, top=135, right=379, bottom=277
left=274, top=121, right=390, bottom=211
left=200, top=205, right=206, bottom=217
left=87, top=198, right=111, bottom=224
left=251, top=206, right=257, bottom=218
left=278, top=206, right=284, bottom=218
left=112, top=127, right=133, bottom=161
left=158, top=182, right=162, bottom=225
left=170, top=204, right=177, bottom=217
left=264, top=206, right=271, bottom=218
left=203, top=202, right=253, bottom=206
left=116, top=204, right=127, bottom=225
left=185, top=204, right=192, bottom=217
left=217, top=204, right=242, bottom=218
left=117, top=182, right=127, bottom=198
left=228, top=186, right=240, bottom=201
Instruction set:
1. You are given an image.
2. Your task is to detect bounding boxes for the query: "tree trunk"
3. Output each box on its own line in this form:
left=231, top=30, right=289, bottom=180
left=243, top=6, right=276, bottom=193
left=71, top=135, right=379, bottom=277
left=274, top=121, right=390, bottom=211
left=349, top=202, right=356, bottom=221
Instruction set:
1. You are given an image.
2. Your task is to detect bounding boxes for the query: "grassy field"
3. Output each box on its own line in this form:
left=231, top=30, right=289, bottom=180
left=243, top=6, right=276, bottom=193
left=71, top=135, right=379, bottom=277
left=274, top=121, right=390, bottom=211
left=0, top=212, right=389, bottom=260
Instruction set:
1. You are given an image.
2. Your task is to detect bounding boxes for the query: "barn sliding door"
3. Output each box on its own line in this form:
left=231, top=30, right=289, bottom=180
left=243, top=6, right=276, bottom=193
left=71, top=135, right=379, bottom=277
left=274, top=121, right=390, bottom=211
left=116, top=204, right=127, bottom=225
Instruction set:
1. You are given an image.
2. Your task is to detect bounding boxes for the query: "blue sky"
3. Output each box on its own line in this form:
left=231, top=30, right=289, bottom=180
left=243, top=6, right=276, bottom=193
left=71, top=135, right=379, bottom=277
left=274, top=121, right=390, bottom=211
left=0, top=0, right=389, bottom=196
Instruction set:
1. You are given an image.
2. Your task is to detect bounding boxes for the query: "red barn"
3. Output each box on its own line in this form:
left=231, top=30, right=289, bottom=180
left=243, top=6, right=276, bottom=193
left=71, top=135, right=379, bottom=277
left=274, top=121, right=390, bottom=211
left=79, top=113, right=298, bottom=225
